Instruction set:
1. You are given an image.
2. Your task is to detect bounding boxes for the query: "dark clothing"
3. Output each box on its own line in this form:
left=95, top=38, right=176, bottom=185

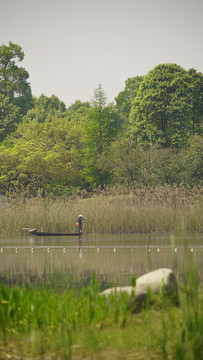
left=78, top=216, right=84, bottom=233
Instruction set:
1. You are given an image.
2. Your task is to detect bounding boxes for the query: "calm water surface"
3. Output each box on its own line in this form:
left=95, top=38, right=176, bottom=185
left=0, top=234, right=202, bottom=289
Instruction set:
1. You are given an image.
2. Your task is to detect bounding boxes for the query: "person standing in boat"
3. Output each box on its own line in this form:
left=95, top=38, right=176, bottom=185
left=78, top=214, right=85, bottom=233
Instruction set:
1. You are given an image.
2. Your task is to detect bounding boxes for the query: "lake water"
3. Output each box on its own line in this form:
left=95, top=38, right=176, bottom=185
left=0, top=234, right=202, bottom=290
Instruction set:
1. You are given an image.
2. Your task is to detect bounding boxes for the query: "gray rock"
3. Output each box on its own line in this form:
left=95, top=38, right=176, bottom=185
left=100, top=285, right=147, bottom=299
left=100, top=268, right=178, bottom=312
left=100, top=286, right=147, bottom=312
left=136, top=268, right=177, bottom=296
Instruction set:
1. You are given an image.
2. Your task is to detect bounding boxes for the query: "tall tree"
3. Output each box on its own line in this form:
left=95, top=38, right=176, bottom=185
left=129, top=64, right=203, bottom=148
left=83, top=84, right=119, bottom=186
left=0, top=42, right=32, bottom=115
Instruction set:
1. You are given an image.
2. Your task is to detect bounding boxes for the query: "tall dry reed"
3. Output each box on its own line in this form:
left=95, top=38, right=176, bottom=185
left=0, top=184, right=202, bottom=235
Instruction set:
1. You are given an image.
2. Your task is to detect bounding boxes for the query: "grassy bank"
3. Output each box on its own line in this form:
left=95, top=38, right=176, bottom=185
left=0, top=184, right=202, bottom=235
left=0, top=271, right=203, bottom=360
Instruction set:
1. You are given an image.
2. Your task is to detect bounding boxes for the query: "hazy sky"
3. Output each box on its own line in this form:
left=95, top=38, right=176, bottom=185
left=1, top=0, right=202, bottom=107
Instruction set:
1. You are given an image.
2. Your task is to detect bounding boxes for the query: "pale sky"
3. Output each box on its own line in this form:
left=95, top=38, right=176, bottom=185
left=1, top=0, right=202, bottom=107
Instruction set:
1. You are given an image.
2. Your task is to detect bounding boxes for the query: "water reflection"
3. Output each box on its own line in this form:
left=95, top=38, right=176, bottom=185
left=77, top=235, right=83, bottom=255
left=0, top=234, right=202, bottom=289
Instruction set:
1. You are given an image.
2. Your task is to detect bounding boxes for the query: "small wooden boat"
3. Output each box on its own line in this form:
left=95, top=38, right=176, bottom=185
left=29, top=229, right=82, bottom=237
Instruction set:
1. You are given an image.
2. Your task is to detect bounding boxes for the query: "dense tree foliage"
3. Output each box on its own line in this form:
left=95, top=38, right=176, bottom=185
left=0, top=42, right=32, bottom=115
left=115, top=76, right=144, bottom=123
left=0, top=95, right=19, bottom=141
left=102, top=136, right=203, bottom=187
left=0, top=42, right=202, bottom=196
left=129, top=64, right=203, bottom=147
left=0, top=117, right=84, bottom=195
left=23, top=94, right=68, bottom=123
left=66, top=100, right=90, bottom=123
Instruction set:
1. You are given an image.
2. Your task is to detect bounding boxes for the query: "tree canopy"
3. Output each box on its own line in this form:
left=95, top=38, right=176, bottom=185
left=23, top=94, right=67, bottom=123
left=129, top=64, right=203, bottom=147
left=0, top=42, right=32, bottom=115
left=0, top=116, right=84, bottom=195
left=0, top=95, right=19, bottom=142
left=115, top=76, right=144, bottom=123
left=0, top=43, right=202, bottom=195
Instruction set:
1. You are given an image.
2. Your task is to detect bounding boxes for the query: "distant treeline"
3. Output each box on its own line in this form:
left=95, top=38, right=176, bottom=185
left=0, top=42, right=202, bottom=196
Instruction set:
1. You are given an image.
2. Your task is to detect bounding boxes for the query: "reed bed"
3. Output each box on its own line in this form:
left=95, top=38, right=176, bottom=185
left=0, top=184, right=202, bottom=235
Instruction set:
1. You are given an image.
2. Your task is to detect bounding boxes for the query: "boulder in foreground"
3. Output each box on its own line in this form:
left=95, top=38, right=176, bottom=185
left=100, top=268, right=178, bottom=312
left=136, top=268, right=177, bottom=295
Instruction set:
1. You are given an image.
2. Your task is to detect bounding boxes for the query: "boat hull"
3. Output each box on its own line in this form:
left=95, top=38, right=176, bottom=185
left=29, top=229, right=81, bottom=236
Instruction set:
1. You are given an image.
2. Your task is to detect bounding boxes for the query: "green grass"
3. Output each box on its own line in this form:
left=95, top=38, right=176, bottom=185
left=0, top=271, right=203, bottom=360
